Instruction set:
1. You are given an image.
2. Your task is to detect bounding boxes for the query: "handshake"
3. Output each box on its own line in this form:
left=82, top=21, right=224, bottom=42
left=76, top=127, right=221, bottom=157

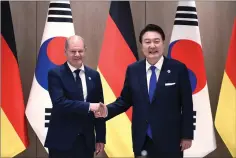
left=89, top=102, right=107, bottom=118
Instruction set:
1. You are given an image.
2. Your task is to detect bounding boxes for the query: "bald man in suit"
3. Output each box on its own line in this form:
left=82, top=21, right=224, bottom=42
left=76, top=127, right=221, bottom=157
left=45, top=35, right=106, bottom=158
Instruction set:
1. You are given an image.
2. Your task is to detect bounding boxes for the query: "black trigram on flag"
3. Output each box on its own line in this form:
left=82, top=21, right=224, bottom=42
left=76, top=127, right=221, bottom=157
left=174, top=6, right=198, bottom=26
left=45, top=108, right=52, bottom=128
left=193, top=111, right=196, bottom=130
left=47, top=2, right=73, bottom=23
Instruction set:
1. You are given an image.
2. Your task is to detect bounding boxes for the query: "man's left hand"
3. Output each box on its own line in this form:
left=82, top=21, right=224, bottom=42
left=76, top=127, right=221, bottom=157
left=95, top=143, right=104, bottom=155
left=180, top=139, right=192, bottom=151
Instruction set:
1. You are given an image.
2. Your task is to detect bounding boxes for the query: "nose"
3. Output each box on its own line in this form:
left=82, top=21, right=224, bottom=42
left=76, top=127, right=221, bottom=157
left=74, top=51, right=81, bottom=57
left=149, top=42, right=156, bottom=49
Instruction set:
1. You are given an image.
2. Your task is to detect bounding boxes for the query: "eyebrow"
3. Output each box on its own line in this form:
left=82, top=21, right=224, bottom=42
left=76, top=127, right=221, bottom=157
left=144, top=38, right=160, bottom=41
left=69, top=48, right=84, bottom=51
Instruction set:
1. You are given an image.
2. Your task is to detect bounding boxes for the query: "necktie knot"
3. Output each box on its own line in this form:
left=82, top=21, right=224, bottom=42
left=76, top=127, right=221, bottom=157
left=150, top=65, right=156, bottom=72
left=74, top=69, right=81, bottom=76
left=74, top=69, right=81, bottom=81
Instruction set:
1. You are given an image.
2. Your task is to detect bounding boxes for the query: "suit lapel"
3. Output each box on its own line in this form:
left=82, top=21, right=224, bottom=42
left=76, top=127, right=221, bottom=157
left=152, top=57, right=169, bottom=103
left=138, top=59, right=150, bottom=104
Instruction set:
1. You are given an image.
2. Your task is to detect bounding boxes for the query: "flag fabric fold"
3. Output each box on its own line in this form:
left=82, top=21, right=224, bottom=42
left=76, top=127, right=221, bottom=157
left=1, top=1, right=29, bottom=157
left=97, top=1, right=138, bottom=157
left=167, top=1, right=216, bottom=157
left=25, top=0, right=75, bottom=151
left=215, top=18, right=236, bottom=157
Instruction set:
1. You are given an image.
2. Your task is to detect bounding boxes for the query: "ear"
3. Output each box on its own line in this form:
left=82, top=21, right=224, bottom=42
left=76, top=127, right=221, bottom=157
left=64, top=50, right=68, bottom=56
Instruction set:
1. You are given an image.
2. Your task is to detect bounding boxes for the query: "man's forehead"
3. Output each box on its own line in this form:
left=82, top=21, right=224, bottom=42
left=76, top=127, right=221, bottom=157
left=143, top=32, right=161, bottom=39
left=68, top=47, right=84, bottom=50
left=144, top=37, right=161, bottom=39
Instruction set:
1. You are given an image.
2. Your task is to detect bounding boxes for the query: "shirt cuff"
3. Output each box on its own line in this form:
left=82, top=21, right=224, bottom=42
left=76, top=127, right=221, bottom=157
left=105, top=108, right=108, bottom=118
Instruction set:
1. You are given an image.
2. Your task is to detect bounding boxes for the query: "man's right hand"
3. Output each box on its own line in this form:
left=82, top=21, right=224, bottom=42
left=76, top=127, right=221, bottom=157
left=89, top=103, right=101, bottom=112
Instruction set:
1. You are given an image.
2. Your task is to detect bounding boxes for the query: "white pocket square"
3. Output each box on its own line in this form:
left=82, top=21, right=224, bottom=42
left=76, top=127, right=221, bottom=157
left=165, top=82, right=176, bottom=86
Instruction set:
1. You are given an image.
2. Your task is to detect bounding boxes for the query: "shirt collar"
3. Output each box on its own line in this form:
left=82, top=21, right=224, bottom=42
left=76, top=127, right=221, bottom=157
left=67, top=62, right=85, bottom=73
left=146, top=56, right=164, bottom=72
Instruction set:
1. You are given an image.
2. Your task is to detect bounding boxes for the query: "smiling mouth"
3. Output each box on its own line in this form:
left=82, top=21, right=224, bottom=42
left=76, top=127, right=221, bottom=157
left=149, top=51, right=158, bottom=54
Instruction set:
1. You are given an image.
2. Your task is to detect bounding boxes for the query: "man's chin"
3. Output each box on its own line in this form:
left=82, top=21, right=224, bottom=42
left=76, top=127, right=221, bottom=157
left=147, top=55, right=159, bottom=60
left=71, top=61, right=82, bottom=68
left=146, top=56, right=162, bottom=63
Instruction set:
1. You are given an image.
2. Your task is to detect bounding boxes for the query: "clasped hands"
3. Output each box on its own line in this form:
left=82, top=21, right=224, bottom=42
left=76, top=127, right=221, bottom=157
left=90, top=102, right=107, bottom=118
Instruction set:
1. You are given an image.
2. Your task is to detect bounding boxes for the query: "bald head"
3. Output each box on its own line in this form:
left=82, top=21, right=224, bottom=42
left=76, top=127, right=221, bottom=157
left=64, top=35, right=86, bottom=68
left=65, top=35, right=86, bottom=51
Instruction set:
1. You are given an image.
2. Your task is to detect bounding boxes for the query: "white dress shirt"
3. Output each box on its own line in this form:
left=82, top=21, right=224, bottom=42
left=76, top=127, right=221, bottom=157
left=146, top=56, right=164, bottom=92
left=67, top=62, right=87, bottom=102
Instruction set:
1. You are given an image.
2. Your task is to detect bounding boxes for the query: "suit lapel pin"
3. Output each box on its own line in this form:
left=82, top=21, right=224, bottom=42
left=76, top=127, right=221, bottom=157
left=88, top=77, right=91, bottom=80
left=167, top=70, right=171, bottom=73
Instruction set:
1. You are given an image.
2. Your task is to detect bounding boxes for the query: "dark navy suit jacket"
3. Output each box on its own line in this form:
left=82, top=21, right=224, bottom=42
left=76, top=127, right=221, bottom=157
left=106, top=57, right=194, bottom=155
left=44, top=62, right=105, bottom=151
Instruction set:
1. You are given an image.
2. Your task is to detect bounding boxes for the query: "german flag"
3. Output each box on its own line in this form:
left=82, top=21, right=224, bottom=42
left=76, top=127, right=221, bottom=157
left=97, top=1, right=138, bottom=157
left=215, top=18, right=236, bottom=157
left=1, top=1, right=29, bottom=157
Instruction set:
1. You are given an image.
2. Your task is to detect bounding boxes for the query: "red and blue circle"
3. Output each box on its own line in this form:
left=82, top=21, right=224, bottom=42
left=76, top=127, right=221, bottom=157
left=35, top=37, right=67, bottom=90
left=168, top=39, right=206, bottom=94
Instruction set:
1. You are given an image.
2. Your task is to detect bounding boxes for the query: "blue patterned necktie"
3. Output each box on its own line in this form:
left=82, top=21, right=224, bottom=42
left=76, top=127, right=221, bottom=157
left=147, top=65, right=157, bottom=138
